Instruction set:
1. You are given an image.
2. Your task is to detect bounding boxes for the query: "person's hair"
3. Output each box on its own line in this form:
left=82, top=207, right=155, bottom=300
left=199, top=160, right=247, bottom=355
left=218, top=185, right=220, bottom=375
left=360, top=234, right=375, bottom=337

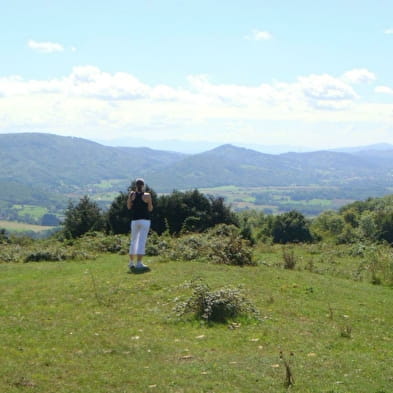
left=135, top=178, right=145, bottom=192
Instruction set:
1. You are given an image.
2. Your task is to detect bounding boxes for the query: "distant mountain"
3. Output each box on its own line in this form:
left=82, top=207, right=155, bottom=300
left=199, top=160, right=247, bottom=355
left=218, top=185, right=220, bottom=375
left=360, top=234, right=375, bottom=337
left=1, top=132, right=393, bottom=200
left=146, top=144, right=393, bottom=191
left=330, top=143, right=393, bottom=153
left=0, top=133, right=185, bottom=192
left=145, top=144, right=303, bottom=190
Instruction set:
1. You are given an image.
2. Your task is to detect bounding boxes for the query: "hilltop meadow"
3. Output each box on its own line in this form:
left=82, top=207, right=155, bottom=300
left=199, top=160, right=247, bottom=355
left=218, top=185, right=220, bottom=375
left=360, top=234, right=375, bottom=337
left=1, top=189, right=393, bottom=392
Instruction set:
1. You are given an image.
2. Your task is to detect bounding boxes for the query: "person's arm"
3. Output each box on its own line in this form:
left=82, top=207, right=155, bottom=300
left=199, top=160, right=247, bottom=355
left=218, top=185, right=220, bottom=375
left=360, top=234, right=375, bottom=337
left=145, top=193, right=153, bottom=212
left=127, top=191, right=135, bottom=210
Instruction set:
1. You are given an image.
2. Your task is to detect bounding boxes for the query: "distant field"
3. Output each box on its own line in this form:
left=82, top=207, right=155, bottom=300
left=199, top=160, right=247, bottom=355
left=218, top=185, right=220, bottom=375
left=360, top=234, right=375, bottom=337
left=12, top=204, right=48, bottom=220
left=199, top=185, right=351, bottom=214
left=0, top=220, right=54, bottom=233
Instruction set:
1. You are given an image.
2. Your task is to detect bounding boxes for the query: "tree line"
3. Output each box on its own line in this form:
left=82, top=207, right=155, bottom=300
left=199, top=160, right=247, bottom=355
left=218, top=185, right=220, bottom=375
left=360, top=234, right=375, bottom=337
left=61, top=184, right=237, bottom=239
left=59, top=183, right=393, bottom=246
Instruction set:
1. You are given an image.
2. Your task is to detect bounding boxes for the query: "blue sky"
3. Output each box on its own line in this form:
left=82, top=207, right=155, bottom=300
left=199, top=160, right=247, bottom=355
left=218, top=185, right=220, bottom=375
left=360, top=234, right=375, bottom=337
left=1, top=0, right=393, bottom=151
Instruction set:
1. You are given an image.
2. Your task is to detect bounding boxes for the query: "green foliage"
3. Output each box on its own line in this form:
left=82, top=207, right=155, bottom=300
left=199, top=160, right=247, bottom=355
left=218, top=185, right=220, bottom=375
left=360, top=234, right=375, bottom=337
left=271, top=210, right=313, bottom=244
left=282, top=246, right=297, bottom=269
left=74, top=232, right=129, bottom=254
left=207, top=224, right=255, bottom=266
left=106, top=187, right=236, bottom=237
left=24, top=247, right=94, bottom=263
left=0, top=228, right=9, bottom=244
left=144, top=231, right=170, bottom=256
left=0, top=232, right=129, bottom=263
left=106, top=191, right=132, bottom=234
left=160, top=224, right=255, bottom=266
left=40, top=213, right=60, bottom=226
left=311, top=211, right=345, bottom=239
left=154, top=189, right=237, bottom=235
left=374, top=210, right=393, bottom=244
left=62, top=195, right=105, bottom=238
left=174, top=279, right=259, bottom=323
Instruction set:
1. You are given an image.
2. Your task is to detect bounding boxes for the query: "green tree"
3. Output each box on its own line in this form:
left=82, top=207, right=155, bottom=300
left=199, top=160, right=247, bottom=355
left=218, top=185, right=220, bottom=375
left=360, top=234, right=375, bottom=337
left=62, top=196, right=104, bottom=238
left=375, top=210, right=393, bottom=244
left=154, top=189, right=236, bottom=235
left=359, top=211, right=378, bottom=241
left=311, top=211, right=345, bottom=239
left=271, top=210, right=312, bottom=244
left=41, top=213, right=60, bottom=226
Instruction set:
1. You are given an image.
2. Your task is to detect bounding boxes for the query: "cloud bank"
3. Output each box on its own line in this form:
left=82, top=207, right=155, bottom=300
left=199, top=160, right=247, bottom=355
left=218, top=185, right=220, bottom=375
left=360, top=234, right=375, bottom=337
left=0, top=66, right=391, bottom=147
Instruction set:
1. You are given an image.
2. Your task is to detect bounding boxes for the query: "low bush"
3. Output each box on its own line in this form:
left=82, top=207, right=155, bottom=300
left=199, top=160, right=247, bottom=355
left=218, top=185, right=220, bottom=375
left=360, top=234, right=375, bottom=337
left=174, top=279, right=259, bottom=323
left=75, top=232, right=128, bottom=254
left=158, top=224, right=255, bottom=266
left=164, top=234, right=210, bottom=262
left=282, top=247, right=296, bottom=270
left=24, top=247, right=95, bottom=262
left=145, top=231, right=171, bottom=256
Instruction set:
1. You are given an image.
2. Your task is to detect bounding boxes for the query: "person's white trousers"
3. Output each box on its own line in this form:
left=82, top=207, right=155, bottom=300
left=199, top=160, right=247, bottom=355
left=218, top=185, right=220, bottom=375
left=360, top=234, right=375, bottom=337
left=129, top=219, right=151, bottom=255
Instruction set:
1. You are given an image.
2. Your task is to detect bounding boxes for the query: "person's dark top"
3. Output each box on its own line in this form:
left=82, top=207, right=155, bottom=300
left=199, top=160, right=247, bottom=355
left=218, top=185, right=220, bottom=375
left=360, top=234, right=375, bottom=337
left=131, top=192, right=150, bottom=220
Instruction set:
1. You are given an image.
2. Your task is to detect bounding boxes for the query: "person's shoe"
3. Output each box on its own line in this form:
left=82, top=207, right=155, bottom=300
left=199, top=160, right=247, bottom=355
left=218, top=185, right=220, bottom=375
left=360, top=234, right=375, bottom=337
left=129, top=262, right=150, bottom=274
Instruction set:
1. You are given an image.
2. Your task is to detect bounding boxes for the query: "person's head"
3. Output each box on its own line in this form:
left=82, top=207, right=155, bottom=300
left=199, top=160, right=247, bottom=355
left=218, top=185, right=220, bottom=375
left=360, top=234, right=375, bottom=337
left=135, top=178, right=145, bottom=192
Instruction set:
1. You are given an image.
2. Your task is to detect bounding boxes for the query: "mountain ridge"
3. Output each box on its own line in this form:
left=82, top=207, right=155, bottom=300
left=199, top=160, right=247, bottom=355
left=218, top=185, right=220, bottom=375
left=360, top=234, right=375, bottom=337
left=1, top=133, right=393, bottom=193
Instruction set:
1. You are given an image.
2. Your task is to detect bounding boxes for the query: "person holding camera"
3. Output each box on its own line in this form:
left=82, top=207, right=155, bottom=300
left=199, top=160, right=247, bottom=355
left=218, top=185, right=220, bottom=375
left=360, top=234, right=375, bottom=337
left=127, top=178, right=153, bottom=272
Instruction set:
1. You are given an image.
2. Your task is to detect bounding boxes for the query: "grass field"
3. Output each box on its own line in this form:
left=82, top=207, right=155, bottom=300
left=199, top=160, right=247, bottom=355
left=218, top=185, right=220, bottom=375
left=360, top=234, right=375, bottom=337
left=1, top=251, right=392, bottom=393
left=199, top=186, right=348, bottom=214
left=0, top=220, right=54, bottom=233
left=12, top=205, right=48, bottom=220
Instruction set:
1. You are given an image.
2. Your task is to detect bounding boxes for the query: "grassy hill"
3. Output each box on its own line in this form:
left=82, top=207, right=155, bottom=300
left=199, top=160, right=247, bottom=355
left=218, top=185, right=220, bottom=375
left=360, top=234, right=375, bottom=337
left=0, top=133, right=185, bottom=192
left=147, top=144, right=393, bottom=191
left=1, top=246, right=392, bottom=393
left=2, top=133, right=393, bottom=194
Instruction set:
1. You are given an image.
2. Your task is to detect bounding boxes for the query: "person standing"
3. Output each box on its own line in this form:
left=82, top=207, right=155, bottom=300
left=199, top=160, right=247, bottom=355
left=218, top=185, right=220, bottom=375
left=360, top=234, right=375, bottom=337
left=127, top=178, right=153, bottom=272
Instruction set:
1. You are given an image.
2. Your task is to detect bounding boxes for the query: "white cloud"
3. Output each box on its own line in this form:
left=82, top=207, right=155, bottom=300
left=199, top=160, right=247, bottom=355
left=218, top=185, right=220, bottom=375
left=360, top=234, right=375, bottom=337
left=341, top=69, right=376, bottom=84
left=245, top=30, right=272, bottom=41
left=28, top=39, right=64, bottom=53
left=0, top=66, right=391, bottom=147
left=384, top=28, right=393, bottom=34
left=375, top=85, right=393, bottom=94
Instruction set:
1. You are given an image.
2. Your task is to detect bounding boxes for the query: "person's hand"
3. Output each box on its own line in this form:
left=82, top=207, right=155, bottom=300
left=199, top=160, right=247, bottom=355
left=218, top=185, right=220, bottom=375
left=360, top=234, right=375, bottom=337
left=129, top=191, right=136, bottom=201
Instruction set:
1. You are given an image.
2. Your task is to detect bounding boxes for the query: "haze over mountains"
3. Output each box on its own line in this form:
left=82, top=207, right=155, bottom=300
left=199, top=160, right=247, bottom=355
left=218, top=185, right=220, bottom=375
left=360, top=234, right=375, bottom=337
left=1, top=133, right=393, bottom=195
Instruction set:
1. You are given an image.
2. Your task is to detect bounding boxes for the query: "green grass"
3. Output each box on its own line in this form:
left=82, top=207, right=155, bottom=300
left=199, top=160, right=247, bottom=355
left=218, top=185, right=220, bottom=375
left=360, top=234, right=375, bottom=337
left=12, top=205, right=48, bottom=220
left=1, top=253, right=392, bottom=393
left=0, top=220, right=54, bottom=233
left=198, top=186, right=349, bottom=214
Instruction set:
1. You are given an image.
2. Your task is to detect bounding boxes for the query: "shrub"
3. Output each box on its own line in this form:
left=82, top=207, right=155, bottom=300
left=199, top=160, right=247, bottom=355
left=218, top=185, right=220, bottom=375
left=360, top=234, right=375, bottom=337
left=165, top=234, right=209, bottom=261
left=158, top=224, right=255, bottom=266
left=145, top=231, right=170, bottom=256
left=0, top=228, right=9, bottom=244
left=282, top=247, right=296, bottom=270
left=208, top=229, right=255, bottom=266
left=24, top=247, right=94, bottom=262
left=75, top=232, right=128, bottom=254
left=174, top=279, right=259, bottom=323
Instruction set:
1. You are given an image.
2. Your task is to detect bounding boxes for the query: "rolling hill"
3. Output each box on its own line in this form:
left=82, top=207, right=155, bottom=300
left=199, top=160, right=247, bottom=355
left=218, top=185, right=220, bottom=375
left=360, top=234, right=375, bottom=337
left=146, top=144, right=393, bottom=191
left=0, top=133, right=185, bottom=192
left=1, top=132, right=393, bottom=219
